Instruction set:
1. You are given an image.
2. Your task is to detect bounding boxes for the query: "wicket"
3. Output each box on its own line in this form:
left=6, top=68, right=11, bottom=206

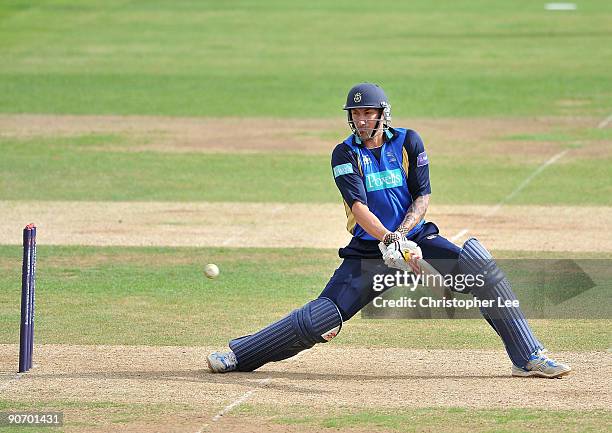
left=19, top=224, right=37, bottom=373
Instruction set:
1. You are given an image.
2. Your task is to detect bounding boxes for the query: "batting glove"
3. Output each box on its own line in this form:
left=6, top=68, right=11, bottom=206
left=379, top=233, right=423, bottom=274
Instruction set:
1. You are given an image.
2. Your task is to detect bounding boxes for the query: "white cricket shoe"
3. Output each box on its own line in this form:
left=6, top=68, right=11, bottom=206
left=207, top=351, right=238, bottom=373
left=512, top=351, right=571, bottom=378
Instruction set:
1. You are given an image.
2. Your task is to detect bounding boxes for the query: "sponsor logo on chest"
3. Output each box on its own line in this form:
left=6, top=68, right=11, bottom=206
left=365, top=168, right=403, bottom=191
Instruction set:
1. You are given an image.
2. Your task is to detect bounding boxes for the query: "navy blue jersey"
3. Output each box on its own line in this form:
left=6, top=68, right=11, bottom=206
left=331, top=128, right=431, bottom=258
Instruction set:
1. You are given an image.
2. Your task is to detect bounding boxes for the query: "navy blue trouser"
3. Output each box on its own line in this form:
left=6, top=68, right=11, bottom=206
left=319, top=222, right=460, bottom=320
left=318, top=222, right=542, bottom=367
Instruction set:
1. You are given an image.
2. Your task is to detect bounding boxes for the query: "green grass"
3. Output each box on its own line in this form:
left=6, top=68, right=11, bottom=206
left=1, top=135, right=610, bottom=204
left=1, top=0, right=611, bottom=117
left=504, top=127, right=612, bottom=142
left=0, top=135, right=338, bottom=203
left=0, top=245, right=609, bottom=350
left=236, top=404, right=612, bottom=433
left=0, top=245, right=334, bottom=346
left=0, top=3, right=609, bottom=432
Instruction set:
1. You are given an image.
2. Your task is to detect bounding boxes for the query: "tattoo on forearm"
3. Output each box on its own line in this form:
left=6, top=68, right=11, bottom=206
left=397, top=195, right=429, bottom=236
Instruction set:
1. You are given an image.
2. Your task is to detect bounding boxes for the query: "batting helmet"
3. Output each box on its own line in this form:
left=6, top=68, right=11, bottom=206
left=343, top=83, right=391, bottom=140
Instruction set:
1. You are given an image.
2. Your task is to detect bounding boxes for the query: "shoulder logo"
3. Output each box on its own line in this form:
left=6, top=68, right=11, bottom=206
left=353, top=92, right=362, bottom=103
left=333, top=163, right=353, bottom=178
left=417, top=151, right=429, bottom=167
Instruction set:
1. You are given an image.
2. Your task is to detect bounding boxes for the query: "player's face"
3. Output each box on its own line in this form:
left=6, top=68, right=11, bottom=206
left=351, top=108, right=383, bottom=140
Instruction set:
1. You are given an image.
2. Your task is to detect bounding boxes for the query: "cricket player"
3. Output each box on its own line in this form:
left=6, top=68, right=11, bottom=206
left=207, top=83, right=571, bottom=378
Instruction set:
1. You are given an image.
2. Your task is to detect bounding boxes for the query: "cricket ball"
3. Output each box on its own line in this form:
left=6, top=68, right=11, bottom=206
left=204, top=263, right=220, bottom=279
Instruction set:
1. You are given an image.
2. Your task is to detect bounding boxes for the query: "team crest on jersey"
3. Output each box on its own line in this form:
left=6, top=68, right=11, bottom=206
left=353, top=92, right=362, bottom=103
left=386, top=151, right=397, bottom=163
left=362, top=155, right=372, bottom=165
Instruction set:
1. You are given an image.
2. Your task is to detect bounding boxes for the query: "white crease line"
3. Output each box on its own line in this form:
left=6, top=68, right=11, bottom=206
left=449, top=149, right=569, bottom=240
left=209, top=377, right=271, bottom=424
left=484, top=149, right=569, bottom=217
left=211, top=389, right=254, bottom=421
left=449, top=229, right=469, bottom=242
left=207, top=345, right=313, bottom=427
left=597, top=112, right=612, bottom=129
